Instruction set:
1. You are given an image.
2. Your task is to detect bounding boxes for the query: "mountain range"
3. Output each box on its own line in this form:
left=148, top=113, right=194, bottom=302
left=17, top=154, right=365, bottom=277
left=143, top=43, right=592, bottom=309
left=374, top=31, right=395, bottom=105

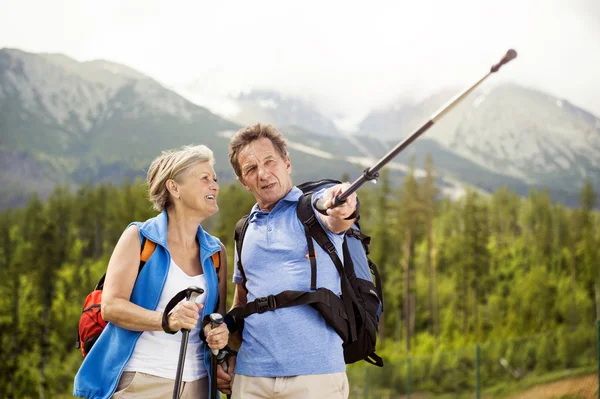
left=1, top=48, right=599, bottom=209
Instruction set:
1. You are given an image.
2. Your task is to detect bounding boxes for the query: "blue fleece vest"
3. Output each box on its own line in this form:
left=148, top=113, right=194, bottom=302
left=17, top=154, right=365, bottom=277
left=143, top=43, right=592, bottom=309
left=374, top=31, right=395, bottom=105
left=73, top=211, right=222, bottom=399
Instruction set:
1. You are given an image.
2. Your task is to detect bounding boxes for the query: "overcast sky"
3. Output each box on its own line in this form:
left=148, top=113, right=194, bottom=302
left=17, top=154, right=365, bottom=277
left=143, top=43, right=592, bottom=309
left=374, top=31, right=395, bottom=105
left=1, top=0, right=599, bottom=125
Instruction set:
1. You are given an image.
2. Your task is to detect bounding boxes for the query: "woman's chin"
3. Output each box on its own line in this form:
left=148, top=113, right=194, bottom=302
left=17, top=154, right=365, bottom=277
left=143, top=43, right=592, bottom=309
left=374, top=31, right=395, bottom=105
left=207, top=204, right=219, bottom=216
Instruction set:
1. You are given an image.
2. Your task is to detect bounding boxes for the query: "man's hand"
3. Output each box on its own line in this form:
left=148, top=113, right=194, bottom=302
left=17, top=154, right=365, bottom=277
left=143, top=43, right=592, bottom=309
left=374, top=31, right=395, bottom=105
left=216, top=355, right=236, bottom=395
left=204, top=322, right=229, bottom=351
left=318, top=183, right=358, bottom=233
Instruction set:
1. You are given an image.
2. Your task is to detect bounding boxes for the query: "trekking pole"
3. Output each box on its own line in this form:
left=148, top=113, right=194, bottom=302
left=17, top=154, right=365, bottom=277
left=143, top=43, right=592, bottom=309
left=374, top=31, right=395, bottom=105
left=173, top=286, right=204, bottom=399
left=209, top=313, right=224, bottom=399
left=315, top=49, right=518, bottom=212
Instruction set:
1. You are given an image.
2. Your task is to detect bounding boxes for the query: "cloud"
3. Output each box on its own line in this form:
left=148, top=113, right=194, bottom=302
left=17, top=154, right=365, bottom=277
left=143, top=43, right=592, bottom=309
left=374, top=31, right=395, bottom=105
left=1, top=0, right=599, bottom=119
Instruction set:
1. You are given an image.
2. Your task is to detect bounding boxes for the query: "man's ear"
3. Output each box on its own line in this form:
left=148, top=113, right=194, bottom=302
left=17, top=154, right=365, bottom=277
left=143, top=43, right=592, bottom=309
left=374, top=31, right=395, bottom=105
left=285, top=155, right=292, bottom=175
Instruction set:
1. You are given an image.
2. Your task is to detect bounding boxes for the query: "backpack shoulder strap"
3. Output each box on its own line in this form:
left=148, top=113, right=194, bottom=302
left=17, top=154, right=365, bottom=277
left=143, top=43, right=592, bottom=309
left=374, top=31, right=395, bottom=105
left=296, top=193, right=321, bottom=290
left=96, top=227, right=156, bottom=290
left=234, top=215, right=250, bottom=290
left=134, top=221, right=156, bottom=270
left=296, top=192, right=343, bottom=271
left=139, top=238, right=156, bottom=267
left=210, top=243, right=224, bottom=313
left=211, top=251, right=221, bottom=272
left=296, top=192, right=358, bottom=341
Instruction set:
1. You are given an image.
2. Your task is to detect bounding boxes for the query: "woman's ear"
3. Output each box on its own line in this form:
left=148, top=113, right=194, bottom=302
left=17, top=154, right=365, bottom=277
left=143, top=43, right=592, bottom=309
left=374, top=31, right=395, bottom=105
left=166, top=179, right=180, bottom=199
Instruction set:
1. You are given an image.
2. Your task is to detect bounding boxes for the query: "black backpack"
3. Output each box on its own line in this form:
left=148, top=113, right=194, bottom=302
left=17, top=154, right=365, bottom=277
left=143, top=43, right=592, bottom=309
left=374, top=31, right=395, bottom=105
left=228, top=179, right=384, bottom=367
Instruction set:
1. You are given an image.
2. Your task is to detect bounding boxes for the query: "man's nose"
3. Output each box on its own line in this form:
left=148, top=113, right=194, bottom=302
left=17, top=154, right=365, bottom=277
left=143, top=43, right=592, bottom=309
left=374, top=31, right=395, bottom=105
left=257, top=165, right=269, bottom=180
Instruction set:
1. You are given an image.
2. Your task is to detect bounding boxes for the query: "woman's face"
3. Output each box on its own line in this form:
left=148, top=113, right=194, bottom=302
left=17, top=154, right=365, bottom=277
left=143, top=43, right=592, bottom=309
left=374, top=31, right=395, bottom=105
left=171, top=161, right=220, bottom=218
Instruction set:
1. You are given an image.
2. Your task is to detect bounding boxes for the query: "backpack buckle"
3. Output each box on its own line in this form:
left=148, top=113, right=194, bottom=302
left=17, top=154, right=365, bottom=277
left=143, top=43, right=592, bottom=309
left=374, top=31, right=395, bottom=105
left=324, top=241, right=336, bottom=254
left=256, top=295, right=277, bottom=313
left=304, top=214, right=318, bottom=228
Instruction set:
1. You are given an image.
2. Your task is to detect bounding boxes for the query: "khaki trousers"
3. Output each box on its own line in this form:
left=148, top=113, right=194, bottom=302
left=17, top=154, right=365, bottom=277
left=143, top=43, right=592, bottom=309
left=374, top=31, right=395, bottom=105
left=231, top=372, right=349, bottom=399
left=111, top=371, right=208, bottom=399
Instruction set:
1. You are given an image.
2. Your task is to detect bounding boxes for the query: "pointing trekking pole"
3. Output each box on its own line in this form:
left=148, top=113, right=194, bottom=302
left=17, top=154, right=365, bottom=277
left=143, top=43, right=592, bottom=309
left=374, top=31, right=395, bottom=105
left=315, top=49, right=518, bottom=212
left=173, top=286, right=204, bottom=399
left=209, top=313, right=224, bottom=399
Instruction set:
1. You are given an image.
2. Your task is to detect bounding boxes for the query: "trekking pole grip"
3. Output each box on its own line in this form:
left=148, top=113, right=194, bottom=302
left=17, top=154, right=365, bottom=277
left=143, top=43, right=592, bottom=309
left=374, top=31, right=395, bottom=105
left=208, top=313, right=224, bottom=355
left=184, top=286, right=203, bottom=328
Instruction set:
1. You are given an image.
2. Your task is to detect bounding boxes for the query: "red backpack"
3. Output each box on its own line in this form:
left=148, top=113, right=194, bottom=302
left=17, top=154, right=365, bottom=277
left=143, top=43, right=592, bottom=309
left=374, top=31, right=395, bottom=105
left=77, top=237, right=157, bottom=357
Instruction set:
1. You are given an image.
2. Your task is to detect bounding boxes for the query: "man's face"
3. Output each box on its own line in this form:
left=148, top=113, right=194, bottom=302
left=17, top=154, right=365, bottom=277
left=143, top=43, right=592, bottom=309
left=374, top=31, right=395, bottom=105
left=237, top=137, right=292, bottom=212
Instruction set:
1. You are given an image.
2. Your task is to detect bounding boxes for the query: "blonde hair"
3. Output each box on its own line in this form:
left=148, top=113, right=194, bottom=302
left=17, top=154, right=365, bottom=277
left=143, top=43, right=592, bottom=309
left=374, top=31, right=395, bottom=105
left=147, top=144, right=215, bottom=211
left=228, top=123, right=288, bottom=179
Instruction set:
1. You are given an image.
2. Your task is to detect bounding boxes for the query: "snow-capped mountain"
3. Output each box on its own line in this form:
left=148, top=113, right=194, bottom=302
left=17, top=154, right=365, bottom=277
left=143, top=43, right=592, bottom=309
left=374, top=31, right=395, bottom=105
left=0, top=48, right=234, bottom=157
left=444, top=85, right=600, bottom=191
left=0, top=48, right=239, bottom=207
left=358, top=84, right=600, bottom=194
left=232, top=90, right=341, bottom=136
left=1, top=49, right=413, bottom=209
left=2, top=48, right=598, bottom=209
left=173, top=81, right=342, bottom=137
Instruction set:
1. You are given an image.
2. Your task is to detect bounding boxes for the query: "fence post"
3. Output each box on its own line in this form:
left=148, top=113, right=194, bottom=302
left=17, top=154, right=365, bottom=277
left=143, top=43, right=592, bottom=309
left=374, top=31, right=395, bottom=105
left=476, top=344, right=481, bottom=399
left=364, top=366, right=369, bottom=399
left=407, top=357, right=411, bottom=399
left=597, top=320, right=599, bottom=399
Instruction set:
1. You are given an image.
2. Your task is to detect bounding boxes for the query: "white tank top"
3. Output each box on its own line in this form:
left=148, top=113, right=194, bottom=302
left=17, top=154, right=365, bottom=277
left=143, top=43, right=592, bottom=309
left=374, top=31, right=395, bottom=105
left=124, top=259, right=208, bottom=381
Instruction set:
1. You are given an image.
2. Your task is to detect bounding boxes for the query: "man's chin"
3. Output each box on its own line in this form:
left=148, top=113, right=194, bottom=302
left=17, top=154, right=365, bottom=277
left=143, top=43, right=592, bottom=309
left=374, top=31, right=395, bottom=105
left=265, top=192, right=285, bottom=202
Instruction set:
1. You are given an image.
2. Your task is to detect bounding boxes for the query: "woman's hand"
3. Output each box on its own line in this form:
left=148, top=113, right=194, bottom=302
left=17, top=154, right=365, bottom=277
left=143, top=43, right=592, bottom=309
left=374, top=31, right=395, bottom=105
left=167, top=301, right=203, bottom=331
left=204, top=322, right=229, bottom=351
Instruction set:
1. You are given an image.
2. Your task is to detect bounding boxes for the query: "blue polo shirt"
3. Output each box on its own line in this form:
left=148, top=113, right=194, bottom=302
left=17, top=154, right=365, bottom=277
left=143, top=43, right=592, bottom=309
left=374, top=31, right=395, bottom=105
left=232, top=186, right=346, bottom=377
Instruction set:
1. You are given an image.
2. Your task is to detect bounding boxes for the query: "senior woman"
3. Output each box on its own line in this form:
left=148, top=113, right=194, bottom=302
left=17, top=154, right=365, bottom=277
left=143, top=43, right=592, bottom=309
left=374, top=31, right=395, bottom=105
left=74, top=144, right=229, bottom=399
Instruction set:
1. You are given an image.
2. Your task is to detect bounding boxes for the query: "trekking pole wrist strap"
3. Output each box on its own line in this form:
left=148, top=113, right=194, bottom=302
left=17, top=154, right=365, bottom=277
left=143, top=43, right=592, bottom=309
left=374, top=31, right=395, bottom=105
left=161, top=311, right=177, bottom=334
left=161, top=288, right=189, bottom=335
left=343, top=198, right=360, bottom=220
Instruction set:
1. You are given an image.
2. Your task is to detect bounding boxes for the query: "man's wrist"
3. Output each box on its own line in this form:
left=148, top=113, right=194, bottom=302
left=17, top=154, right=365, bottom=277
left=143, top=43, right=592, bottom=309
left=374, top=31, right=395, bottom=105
left=343, top=197, right=360, bottom=220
